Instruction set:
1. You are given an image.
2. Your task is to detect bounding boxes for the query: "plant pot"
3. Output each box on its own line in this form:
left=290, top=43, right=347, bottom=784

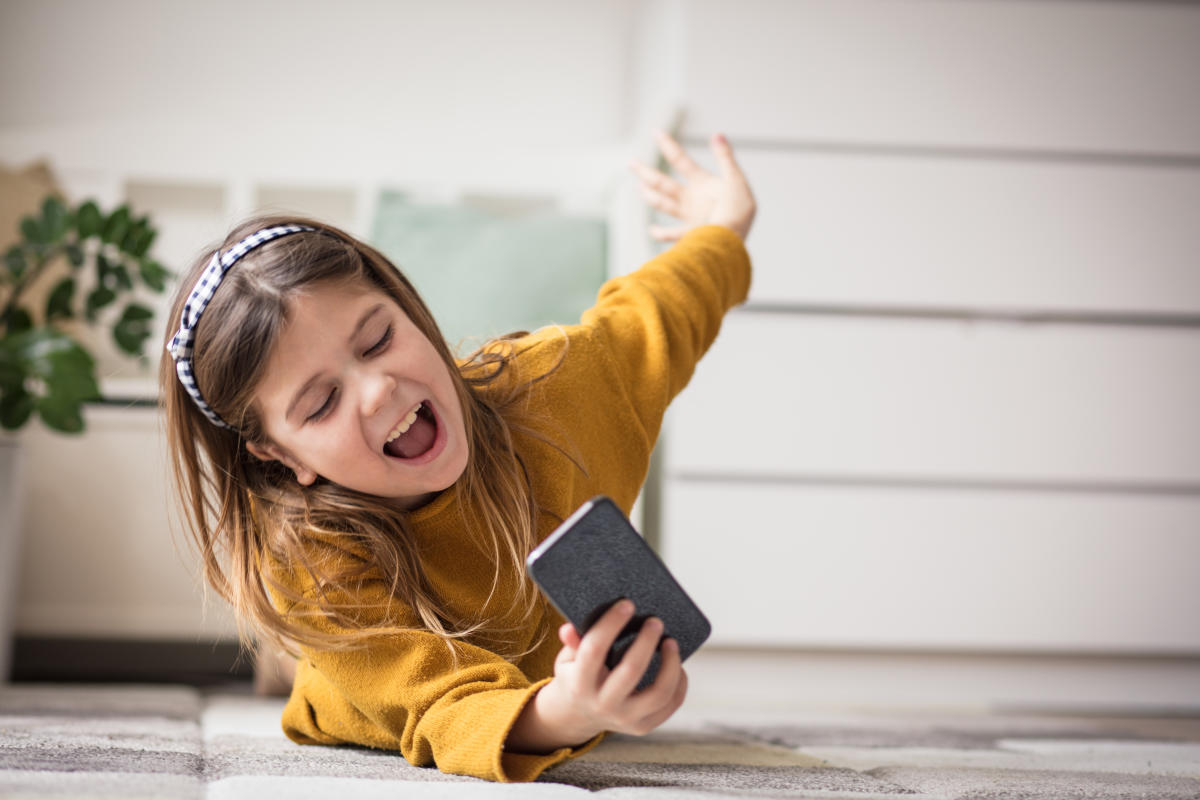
left=0, top=434, right=25, bottom=683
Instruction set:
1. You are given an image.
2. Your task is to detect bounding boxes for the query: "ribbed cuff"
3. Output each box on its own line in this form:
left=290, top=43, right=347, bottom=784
left=494, top=676, right=608, bottom=782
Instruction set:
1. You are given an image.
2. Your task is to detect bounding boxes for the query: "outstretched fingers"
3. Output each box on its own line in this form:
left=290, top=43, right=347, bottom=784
left=640, top=186, right=683, bottom=218
left=709, top=132, right=747, bottom=182
left=653, top=129, right=705, bottom=180
left=628, top=158, right=683, bottom=198
left=629, top=158, right=684, bottom=217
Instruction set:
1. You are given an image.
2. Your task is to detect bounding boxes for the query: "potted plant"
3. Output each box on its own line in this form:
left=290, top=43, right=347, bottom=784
left=1, top=195, right=169, bottom=430
left=0, top=193, right=169, bottom=679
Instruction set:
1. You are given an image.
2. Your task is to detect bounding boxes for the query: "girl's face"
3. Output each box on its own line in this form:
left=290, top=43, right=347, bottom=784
left=246, top=279, right=469, bottom=510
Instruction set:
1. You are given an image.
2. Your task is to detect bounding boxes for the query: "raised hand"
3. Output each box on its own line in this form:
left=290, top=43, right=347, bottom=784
left=629, top=130, right=757, bottom=242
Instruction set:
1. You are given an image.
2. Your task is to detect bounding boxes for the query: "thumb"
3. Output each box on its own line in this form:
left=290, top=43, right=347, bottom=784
left=556, top=623, right=580, bottom=665
left=649, top=224, right=689, bottom=242
left=710, top=132, right=744, bottom=181
left=559, top=622, right=582, bottom=649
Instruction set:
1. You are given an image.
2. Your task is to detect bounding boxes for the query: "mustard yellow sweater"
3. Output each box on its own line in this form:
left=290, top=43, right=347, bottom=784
left=266, top=225, right=751, bottom=782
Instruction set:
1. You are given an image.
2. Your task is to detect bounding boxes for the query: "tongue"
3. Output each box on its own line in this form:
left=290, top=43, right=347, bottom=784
left=385, top=409, right=436, bottom=459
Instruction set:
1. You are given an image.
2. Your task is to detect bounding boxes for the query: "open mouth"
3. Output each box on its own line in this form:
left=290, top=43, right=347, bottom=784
left=383, top=401, right=439, bottom=460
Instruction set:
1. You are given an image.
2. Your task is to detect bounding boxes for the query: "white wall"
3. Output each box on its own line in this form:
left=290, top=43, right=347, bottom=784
left=0, top=0, right=638, bottom=169
left=3, top=0, right=1199, bottom=708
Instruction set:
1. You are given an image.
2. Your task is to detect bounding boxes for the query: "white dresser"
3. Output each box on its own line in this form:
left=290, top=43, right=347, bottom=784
left=658, top=0, right=1200, bottom=656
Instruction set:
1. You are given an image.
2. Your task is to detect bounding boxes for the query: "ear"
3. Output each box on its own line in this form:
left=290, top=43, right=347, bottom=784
left=246, top=440, right=318, bottom=486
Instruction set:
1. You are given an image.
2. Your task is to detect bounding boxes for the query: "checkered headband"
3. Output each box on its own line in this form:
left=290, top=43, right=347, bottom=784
left=166, top=224, right=317, bottom=429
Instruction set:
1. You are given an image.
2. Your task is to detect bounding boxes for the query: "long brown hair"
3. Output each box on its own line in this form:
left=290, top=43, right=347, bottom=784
left=159, top=214, right=568, bottom=663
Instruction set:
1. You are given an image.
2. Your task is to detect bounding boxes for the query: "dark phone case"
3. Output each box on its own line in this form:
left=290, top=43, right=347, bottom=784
left=525, top=496, right=711, bottom=691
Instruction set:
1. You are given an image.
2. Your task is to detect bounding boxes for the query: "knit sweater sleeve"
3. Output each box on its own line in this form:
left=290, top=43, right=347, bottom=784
left=267, top=561, right=604, bottom=782
left=580, top=224, right=752, bottom=445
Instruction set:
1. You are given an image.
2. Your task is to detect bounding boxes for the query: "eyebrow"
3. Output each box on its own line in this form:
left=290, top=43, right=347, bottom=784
left=285, top=303, right=386, bottom=421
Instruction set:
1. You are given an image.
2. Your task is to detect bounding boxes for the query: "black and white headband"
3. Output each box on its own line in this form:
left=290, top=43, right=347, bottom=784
left=166, top=224, right=316, bottom=429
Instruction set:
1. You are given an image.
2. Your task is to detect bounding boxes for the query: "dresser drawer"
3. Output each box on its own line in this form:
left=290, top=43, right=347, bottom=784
left=681, top=0, right=1200, bottom=155
left=669, top=314, right=1200, bottom=484
left=733, top=149, right=1200, bottom=315
left=661, top=480, right=1200, bottom=653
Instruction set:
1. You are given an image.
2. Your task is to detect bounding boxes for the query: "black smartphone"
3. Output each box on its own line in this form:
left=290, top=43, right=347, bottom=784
left=525, top=495, right=711, bottom=691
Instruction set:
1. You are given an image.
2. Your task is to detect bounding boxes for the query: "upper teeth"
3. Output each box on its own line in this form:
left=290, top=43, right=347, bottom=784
left=386, top=404, right=422, bottom=443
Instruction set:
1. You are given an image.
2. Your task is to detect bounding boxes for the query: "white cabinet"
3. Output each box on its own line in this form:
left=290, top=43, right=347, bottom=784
left=660, top=0, right=1200, bottom=655
left=17, top=407, right=238, bottom=640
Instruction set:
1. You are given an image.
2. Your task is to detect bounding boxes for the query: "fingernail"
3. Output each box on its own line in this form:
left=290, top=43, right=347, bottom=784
left=715, top=133, right=728, bottom=146
left=619, top=599, right=635, bottom=614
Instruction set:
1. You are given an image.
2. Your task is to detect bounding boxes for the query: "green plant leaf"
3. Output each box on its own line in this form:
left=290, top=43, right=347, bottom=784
left=112, top=262, right=133, bottom=291
left=65, top=242, right=85, bottom=268
left=119, top=302, right=153, bottom=321
left=45, top=277, right=76, bottom=321
left=20, top=214, right=46, bottom=244
left=113, top=302, right=155, bottom=355
left=41, top=195, right=70, bottom=242
left=76, top=200, right=103, bottom=238
left=120, top=216, right=152, bottom=257
left=96, top=251, right=113, bottom=287
left=3, top=245, right=25, bottom=280
left=3, top=307, right=33, bottom=335
left=85, top=285, right=116, bottom=321
left=43, top=358, right=101, bottom=400
left=102, top=205, right=131, bottom=245
left=120, top=226, right=139, bottom=255
left=0, top=386, right=36, bottom=430
left=11, top=327, right=92, bottom=368
left=138, top=258, right=168, bottom=292
left=7, top=330, right=99, bottom=421
left=0, top=342, right=23, bottom=390
left=36, top=393, right=85, bottom=433
left=129, top=218, right=157, bottom=257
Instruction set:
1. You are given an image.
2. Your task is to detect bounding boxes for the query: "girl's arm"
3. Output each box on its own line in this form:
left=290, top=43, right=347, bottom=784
left=581, top=131, right=757, bottom=446
left=507, top=133, right=756, bottom=751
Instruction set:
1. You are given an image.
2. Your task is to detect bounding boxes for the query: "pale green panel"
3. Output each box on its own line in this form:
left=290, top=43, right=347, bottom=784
left=370, top=192, right=607, bottom=352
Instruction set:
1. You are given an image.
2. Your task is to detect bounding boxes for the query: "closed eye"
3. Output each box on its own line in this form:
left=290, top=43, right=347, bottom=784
left=305, top=326, right=392, bottom=423
left=365, top=325, right=393, bottom=356
left=307, top=387, right=336, bottom=423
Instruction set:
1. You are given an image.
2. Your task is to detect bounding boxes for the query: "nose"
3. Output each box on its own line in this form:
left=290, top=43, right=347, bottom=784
left=360, top=369, right=396, bottom=418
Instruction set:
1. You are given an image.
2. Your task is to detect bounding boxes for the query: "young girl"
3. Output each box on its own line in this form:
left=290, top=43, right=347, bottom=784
left=161, top=130, right=756, bottom=783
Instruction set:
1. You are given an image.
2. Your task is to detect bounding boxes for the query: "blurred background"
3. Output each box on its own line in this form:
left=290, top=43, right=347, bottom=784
left=1, top=0, right=1198, bottom=712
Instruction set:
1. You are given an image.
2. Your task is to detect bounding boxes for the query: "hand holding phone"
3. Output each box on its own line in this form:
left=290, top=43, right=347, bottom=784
left=526, top=496, right=711, bottom=690
left=509, top=593, right=690, bottom=751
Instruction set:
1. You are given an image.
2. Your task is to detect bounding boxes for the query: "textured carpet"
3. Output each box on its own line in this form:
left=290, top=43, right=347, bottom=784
left=1, top=683, right=1199, bottom=798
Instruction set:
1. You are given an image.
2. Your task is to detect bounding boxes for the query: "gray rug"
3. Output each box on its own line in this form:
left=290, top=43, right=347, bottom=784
left=2, top=683, right=1199, bottom=798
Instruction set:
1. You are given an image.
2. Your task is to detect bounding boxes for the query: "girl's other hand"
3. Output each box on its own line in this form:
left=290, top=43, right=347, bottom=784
left=540, top=599, right=688, bottom=743
left=628, top=130, right=757, bottom=243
